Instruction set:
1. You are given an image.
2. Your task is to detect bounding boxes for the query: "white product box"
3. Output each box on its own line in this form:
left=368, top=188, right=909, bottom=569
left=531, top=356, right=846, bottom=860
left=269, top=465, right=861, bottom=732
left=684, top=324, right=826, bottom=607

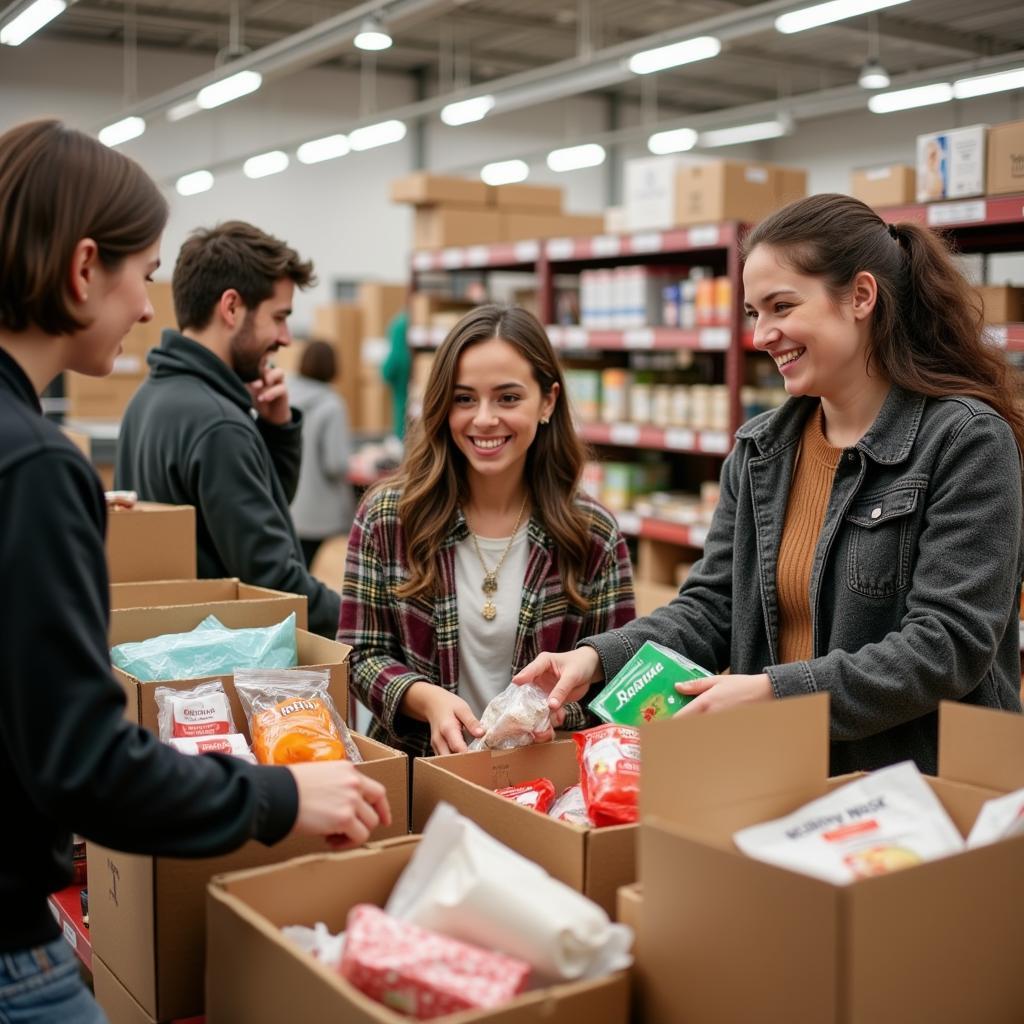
left=624, top=156, right=684, bottom=232
left=916, top=125, right=987, bottom=202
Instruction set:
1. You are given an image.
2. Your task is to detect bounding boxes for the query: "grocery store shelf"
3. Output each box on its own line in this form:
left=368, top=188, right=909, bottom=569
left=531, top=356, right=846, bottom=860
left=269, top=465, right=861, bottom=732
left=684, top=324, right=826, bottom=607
left=878, top=194, right=1024, bottom=230
left=547, top=325, right=732, bottom=352
left=408, top=325, right=447, bottom=348
left=986, top=324, right=1024, bottom=351
left=615, top=511, right=708, bottom=548
left=580, top=422, right=732, bottom=456
left=48, top=886, right=91, bottom=972
left=411, top=240, right=541, bottom=272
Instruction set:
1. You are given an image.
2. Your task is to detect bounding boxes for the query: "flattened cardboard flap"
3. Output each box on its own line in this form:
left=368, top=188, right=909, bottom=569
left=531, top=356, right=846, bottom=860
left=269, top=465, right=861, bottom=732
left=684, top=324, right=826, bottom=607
left=640, top=693, right=829, bottom=825
left=938, top=700, right=1024, bottom=792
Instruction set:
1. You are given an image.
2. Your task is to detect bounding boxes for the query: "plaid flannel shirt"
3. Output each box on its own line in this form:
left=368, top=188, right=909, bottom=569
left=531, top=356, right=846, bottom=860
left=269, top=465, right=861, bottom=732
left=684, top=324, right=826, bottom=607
left=339, top=486, right=635, bottom=758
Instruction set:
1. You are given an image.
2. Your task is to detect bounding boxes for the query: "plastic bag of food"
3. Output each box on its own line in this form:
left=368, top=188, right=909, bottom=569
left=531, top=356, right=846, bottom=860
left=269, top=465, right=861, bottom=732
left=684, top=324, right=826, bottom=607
left=548, top=784, right=592, bottom=827
left=494, top=777, right=556, bottom=814
left=966, top=786, right=1024, bottom=848
left=235, top=668, right=362, bottom=765
left=575, top=724, right=641, bottom=827
left=110, top=613, right=297, bottom=682
left=341, top=904, right=531, bottom=1019
left=733, top=761, right=965, bottom=884
left=154, top=679, right=236, bottom=740
left=468, top=682, right=551, bottom=752
left=167, top=734, right=256, bottom=763
left=282, top=922, right=346, bottom=969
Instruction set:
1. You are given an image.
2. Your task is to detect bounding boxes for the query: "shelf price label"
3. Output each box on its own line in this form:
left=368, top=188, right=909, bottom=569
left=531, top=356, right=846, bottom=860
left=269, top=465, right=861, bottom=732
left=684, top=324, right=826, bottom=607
left=610, top=423, right=641, bottom=445
left=441, top=248, right=466, bottom=269
left=592, top=235, right=622, bottom=257
left=412, top=252, right=434, bottom=271
left=689, top=525, right=709, bottom=548
left=630, top=232, right=664, bottom=253
left=63, top=921, right=78, bottom=951
left=465, top=246, right=491, bottom=266
left=983, top=325, right=1008, bottom=348
left=514, top=241, right=540, bottom=262
left=698, top=327, right=731, bottom=350
left=561, top=327, right=588, bottom=349
left=926, top=201, right=986, bottom=226
left=616, top=511, right=642, bottom=535
left=699, top=431, right=731, bottom=454
left=624, top=328, right=654, bottom=349
left=664, top=428, right=696, bottom=451
left=687, top=225, right=721, bottom=247
left=547, top=238, right=575, bottom=260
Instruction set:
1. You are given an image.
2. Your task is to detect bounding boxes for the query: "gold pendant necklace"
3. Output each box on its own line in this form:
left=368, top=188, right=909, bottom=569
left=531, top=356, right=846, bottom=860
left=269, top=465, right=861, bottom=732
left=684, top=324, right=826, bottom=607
left=466, top=495, right=529, bottom=621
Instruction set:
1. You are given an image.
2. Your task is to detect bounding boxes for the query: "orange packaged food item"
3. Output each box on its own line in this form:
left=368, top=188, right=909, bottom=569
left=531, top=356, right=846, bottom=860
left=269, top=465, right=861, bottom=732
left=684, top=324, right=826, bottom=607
left=574, top=724, right=640, bottom=827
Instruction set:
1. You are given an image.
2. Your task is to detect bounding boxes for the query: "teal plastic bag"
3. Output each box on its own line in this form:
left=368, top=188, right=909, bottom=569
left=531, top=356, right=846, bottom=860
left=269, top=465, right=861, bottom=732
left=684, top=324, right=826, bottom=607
left=111, top=613, right=298, bottom=682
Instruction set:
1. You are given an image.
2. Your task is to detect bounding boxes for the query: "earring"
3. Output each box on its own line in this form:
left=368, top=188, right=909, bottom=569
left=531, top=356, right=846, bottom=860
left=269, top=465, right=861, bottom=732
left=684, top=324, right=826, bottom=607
left=540, top=416, right=550, bottom=425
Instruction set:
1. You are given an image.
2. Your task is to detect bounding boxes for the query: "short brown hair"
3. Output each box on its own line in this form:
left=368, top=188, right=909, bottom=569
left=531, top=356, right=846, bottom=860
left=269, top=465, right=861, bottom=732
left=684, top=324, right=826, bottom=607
left=0, top=119, right=168, bottom=335
left=299, top=340, right=337, bottom=382
left=172, top=221, right=316, bottom=331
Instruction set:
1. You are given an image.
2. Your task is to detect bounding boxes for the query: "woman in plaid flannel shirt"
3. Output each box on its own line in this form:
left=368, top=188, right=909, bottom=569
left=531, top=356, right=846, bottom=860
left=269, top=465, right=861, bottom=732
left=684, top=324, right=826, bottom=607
left=339, top=305, right=635, bottom=758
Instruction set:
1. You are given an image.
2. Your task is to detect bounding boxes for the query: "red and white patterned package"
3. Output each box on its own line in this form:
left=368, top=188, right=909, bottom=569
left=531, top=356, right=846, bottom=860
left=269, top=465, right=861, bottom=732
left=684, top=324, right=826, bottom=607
left=340, top=904, right=530, bottom=1019
left=167, top=733, right=256, bottom=763
left=494, top=777, right=556, bottom=814
left=548, top=784, right=593, bottom=827
left=154, top=680, right=235, bottom=740
left=574, top=724, right=641, bottom=827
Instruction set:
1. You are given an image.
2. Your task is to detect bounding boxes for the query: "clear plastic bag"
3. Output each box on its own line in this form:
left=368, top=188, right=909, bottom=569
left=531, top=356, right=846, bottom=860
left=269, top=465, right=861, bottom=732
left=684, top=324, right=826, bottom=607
left=154, top=679, right=236, bottom=741
left=468, top=682, right=551, bottom=752
left=547, top=784, right=593, bottom=827
left=234, top=668, right=362, bottom=765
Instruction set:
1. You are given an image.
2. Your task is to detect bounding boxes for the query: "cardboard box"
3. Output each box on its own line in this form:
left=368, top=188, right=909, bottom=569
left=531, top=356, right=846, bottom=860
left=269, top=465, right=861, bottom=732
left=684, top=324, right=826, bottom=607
left=414, top=207, right=504, bottom=249
left=105, top=502, right=196, bottom=583
left=489, top=182, right=563, bottom=212
left=635, top=695, right=1024, bottom=1023
left=109, top=578, right=308, bottom=637
left=501, top=212, right=605, bottom=242
left=850, top=165, right=917, bottom=208
left=92, top=954, right=161, bottom=1024
left=391, top=172, right=490, bottom=207
left=675, top=160, right=805, bottom=226
left=206, top=836, right=630, bottom=1023
left=120, top=281, right=175, bottom=358
left=412, top=741, right=635, bottom=915
left=633, top=580, right=679, bottom=618
left=615, top=884, right=646, bottom=1024
left=357, top=282, right=406, bottom=343
left=624, top=156, right=685, bottom=232
left=987, top=119, right=1024, bottom=196
left=975, top=284, right=1024, bottom=324
left=353, top=362, right=394, bottom=434
left=409, top=292, right=475, bottom=328
left=917, top=125, right=987, bottom=202
left=61, top=425, right=92, bottom=459
left=65, top=369, right=147, bottom=420
left=636, top=536, right=683, bottom=586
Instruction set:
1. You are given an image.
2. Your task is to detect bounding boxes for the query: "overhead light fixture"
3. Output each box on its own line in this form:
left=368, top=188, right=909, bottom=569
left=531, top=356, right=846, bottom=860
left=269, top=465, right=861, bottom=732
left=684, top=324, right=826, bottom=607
left=167, top=100, right=201, bottom=122
left=700, top=118, right=792, bottom=147
left=175, top=170, right=214, bottom=196
left=858, top=58, right=890, bottom=89
left=953, top=66, right=1024, bottom=100
left=0, top=0, right=66, bottom=46
left=354, top=16, right=392, bottom=51
left=440, top=95, right=496, bottom=127
left=98, top=116, right=146, bottom=148
left=243, top=150, right=289, bottom=179
left=648, top=127, right=698, bottom=155
left=196, top=70, right=263, bottom=110
left=868, top=82, right=953, bottom=113
left=546, top=143, right=606, bottom=173
left=775, top=0, right=910, bottom=35
left=296, top=133, right=351, bottom=164
left=348, top=119, right=406, bottom=151
left=628, top=35, right=721, bottom=75
left=480, top=159, right=529, bottom=185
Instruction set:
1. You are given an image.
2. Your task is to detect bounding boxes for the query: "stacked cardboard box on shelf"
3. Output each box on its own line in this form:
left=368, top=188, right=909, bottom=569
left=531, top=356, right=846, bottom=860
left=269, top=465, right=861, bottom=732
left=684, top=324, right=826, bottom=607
left=975, top=285, right=1024, bottom=324
left=849, top=165, right=917, bottom=208
left=987, top=119, right=1024, bottom=196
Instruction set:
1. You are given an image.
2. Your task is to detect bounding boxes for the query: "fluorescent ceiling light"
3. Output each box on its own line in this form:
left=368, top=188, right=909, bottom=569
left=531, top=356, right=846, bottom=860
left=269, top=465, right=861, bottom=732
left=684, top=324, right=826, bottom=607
left=167, top=100, right=201, bottom=122
left=175, top=170, right=214, bottom=196
left=700, top=118, right=791, bottom=147
left=354, top=16, right=392, bottom=51
left=243, top=150, right=289, bottom=179
left=296, top=134, right=351, bottom=164
left=546, top=143, right=606, bottom=173
left=628, top=35, right=721, bottom=75
left=441, top=95, right=495, bottom=126
left=868, top=82, right=953, bottom=113
left=481, top=159, right=529, bottom=185
left=953, top=66, right=1024, bottom=100
left=648, top=127, right=698, bottom=155
left=98, top=116, right=146, bottom=148
left=196, top=70, right=262, bottom=110
left=0, top=0, right=66, bottom=46
left=857, top=58, right=890, bottom=90
left=348, top=119, right=407, bottom=151
left=775, top=0, right=910, bottom=34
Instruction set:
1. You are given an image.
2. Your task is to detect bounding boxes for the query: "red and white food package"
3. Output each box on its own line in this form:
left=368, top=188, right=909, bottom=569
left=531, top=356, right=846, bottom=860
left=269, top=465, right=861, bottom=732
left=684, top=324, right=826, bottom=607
left=167, top=734, right=256, bottom=763
left=494, top=777, right=556, bottom=814
left=341, top=904, right=530, bottom=1019
left=155, top=680, right=235, bottom=740
left=574, top=724, right=641, bottom=827
left=548, top=784, right=593, bottom=827
left=966, top=785, right=1024, bottom=848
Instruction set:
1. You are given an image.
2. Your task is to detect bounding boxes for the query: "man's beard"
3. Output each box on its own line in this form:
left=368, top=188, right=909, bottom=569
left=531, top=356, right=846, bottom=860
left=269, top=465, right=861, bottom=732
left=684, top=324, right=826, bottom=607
left=229, top=311, right=275, bottom=383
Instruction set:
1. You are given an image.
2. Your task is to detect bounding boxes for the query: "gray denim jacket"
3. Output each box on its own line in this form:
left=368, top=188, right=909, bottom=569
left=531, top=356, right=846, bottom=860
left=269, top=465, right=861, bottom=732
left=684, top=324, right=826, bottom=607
left=586, top=385, right=1023, bottom=774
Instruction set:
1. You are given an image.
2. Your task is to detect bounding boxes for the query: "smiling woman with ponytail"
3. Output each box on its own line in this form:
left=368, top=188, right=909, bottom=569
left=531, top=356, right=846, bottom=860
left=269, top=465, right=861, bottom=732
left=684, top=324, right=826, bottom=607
left=517, top=193, right=1023, bottom=777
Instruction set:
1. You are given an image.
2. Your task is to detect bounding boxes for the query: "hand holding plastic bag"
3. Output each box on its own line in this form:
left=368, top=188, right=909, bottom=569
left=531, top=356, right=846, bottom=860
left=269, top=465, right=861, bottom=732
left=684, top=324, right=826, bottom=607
left=468, top=682, right=552, bottom=752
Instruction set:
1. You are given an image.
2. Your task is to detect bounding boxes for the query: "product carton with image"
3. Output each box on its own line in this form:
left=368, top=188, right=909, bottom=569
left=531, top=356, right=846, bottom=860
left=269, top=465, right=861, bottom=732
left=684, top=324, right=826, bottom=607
left=916, top=125, right=987, bottom=201
left=588, top=640, right=709, bottom=726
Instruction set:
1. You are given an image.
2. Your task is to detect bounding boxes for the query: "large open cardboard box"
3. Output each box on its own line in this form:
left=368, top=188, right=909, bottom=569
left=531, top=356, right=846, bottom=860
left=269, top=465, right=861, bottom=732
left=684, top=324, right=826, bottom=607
left=106, top=503, right=196, bottom=584
left=635, top=694, right=1024, bottom=1023
left=206, top=835, right=630, bottom=1023
left=91, top=605, right=409, bottom=1021
left=413, top=741, right=634, bottom=915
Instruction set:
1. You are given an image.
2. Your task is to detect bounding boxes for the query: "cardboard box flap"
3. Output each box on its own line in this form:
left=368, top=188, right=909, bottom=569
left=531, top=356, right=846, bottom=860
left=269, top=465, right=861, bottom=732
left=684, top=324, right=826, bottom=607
left=938, top=700, right=1024, bottom=792
left=640, top=693, right=829, bottom=825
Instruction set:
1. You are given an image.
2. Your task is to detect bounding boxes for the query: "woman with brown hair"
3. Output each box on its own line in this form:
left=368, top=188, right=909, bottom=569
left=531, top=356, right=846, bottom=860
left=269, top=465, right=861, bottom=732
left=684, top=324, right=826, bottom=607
left=339, top=304, right=635, bottom=757
left=518, top=193, right=1023, bottom=775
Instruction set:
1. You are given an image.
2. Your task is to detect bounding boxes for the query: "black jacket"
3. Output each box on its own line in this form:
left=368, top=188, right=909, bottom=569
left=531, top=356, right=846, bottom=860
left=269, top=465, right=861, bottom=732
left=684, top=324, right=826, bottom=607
left=116, top=330, right=341, bottom=637
left=0, top=347, right=298, bottom=954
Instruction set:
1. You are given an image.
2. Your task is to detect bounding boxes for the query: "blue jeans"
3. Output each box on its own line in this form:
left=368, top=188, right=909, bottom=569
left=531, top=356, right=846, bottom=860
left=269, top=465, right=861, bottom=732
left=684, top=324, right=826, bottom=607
left=0, top=936, right=106, bottom=1024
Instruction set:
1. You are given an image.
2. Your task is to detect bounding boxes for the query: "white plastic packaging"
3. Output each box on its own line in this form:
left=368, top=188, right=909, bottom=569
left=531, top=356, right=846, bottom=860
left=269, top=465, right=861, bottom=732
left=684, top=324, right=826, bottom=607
left=167, top=734, right=256, bottom=763
left=468, top=682, right=551, bottom=752
left=281, top=922, right=346, bottom=969
left=966, top=786, right=1024, bottom=848
left=154, top=679, right=236, bottom=740
left=547, top=784, right=592, bottom=827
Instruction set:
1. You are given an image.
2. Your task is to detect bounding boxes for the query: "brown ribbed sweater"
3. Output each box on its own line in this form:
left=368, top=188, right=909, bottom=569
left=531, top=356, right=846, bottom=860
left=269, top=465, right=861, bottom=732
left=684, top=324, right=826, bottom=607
left=777, top=407, right=843, bottom=664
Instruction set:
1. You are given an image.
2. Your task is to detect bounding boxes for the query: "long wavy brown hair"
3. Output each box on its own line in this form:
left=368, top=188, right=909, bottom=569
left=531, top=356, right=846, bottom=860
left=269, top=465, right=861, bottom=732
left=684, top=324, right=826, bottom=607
left=744, top=193, right=1024, bottom=454
left=378, top=304, right=594, bottom=608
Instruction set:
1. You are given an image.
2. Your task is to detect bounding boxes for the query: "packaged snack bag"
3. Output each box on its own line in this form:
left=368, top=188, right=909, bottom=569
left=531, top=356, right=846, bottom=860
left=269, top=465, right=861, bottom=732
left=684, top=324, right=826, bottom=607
left=966, top=786, right=1024, bottom=848
left=468, top=682, right=551, bottom=751
left=548, top=784, right=592, bottom=827
left=733, top=761, right=965, bottom=884
left=167, top=734, right=256, bottom=763
left=588, top=640, right=708, bottom=725
left=494, top=777, right=556, bottom=814
left=574, top=724, right=641, bottom=827
left=341, top=904, right=531, bottom=1019
left=235, top=668, right=361, bottom=765
left=155, top=679, right=235, bottom=740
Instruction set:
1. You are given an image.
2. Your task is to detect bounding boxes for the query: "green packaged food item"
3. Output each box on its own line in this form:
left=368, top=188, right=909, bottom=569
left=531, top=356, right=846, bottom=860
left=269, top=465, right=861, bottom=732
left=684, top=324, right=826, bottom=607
left=588, top=640, right=711, bottom=725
